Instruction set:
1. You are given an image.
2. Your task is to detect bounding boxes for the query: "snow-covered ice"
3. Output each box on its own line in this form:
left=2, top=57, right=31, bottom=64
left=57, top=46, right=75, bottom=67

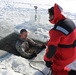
left=0, top=0, right=76, bottom=75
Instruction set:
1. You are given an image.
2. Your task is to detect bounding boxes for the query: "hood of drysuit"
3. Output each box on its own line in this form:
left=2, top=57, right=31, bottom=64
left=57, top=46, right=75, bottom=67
left=49, top=3, right=65, bottom=24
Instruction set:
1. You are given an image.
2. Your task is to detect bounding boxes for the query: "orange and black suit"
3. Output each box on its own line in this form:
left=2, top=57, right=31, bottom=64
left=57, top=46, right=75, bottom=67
left=44, top=4, right=76, bottom=75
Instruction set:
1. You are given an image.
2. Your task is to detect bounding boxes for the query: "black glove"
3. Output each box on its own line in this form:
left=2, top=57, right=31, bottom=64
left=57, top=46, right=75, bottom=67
left=40, top=44, right=46, bottom=50
left=45, top=61, right=53, bottom=68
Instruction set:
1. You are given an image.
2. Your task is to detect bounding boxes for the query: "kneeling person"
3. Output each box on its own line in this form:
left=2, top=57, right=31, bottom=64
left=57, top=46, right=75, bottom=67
left=16, top=29, right=46, bottom=59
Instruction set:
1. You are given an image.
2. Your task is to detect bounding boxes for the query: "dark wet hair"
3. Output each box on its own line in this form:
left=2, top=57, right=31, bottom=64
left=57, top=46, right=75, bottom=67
left=20, top=29, right=27, bottom=34
left=48, top=7, right=54, bottom=16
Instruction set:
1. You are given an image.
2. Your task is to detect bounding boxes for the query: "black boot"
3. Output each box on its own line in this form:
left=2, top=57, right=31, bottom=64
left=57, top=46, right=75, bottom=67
left=69, top=70, right=76, bottom=75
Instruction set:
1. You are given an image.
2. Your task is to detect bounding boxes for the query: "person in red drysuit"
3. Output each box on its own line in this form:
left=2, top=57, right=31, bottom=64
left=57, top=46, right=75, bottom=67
left=44, top=3, right=76, bottom=75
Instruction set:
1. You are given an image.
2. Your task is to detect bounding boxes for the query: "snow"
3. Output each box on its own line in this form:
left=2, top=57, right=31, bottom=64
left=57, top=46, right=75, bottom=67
left=0, top=50, right=50, bottom=75
left=0, top=0, right=76, bottom=75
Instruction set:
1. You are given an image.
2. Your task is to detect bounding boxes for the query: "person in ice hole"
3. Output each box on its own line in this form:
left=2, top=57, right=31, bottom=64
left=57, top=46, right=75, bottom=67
left=16, top=29, right=46, bottom=59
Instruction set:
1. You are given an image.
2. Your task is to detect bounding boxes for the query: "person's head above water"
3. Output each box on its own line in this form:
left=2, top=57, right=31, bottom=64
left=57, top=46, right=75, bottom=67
left=20, top=29, right=27, bottom=39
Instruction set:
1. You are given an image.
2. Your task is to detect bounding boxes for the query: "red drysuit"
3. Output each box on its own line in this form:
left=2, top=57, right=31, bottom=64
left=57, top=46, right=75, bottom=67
left=44, top=4, right=76, bottom=75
